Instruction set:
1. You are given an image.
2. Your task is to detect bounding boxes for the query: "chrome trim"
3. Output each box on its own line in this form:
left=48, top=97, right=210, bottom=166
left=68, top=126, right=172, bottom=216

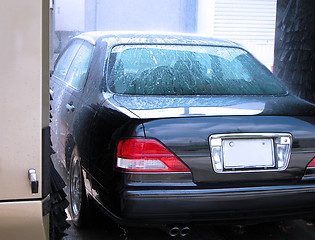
left=209, top=133, right=292, bottom=173
left=131, top=103, right=264, bottom=118
left=28, top=169, right=37, bottom=182
left=180, top=227, right=190, bottom=237
left=169, top=227, right=180, bottom=237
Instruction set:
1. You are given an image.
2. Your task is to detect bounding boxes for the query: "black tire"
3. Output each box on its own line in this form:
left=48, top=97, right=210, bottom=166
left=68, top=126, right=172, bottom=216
left=68, top=146, right=88, bottom=227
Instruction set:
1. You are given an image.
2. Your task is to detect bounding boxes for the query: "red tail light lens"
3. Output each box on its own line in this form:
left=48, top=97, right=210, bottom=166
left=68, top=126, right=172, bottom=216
left=304, top=157, right=315, bottom=178
left=116, top=138, right=189, bottom=172
left=307, top=157, right=315, bottom=168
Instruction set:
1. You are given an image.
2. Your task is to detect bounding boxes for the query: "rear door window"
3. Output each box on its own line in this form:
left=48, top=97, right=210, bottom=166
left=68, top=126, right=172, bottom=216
left=53, top=40, right=82, bottom=81
left=64, top=41, right=94, bottom=90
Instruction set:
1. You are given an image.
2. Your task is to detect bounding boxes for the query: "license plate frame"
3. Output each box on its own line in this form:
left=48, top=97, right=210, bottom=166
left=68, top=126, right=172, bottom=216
left=209, top=133, right=292, bottom=173
left=222, top=138, right=275, bottom=170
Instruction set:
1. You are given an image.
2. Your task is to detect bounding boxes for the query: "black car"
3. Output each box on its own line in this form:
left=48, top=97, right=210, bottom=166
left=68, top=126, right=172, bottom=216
left=50, top=32, right=315, bottom=235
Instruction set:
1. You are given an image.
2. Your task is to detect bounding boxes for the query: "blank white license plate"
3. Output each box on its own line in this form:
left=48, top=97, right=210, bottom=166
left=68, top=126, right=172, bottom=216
left=222, top=138, right=274, bottom=169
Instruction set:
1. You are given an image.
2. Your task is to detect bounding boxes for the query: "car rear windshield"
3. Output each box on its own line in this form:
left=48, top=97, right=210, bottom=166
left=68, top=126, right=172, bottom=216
left=107, top=44, right=286, bottom=95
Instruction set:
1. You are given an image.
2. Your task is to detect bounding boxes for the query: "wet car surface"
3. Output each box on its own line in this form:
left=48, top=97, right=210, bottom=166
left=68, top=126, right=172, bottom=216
left=50, top=32, right=315, bottom=231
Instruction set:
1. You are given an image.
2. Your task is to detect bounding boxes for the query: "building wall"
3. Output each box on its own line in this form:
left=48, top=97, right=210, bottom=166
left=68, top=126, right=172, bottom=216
left=212, top=0, right=277, bottom=42
left=53, top=0, right=276, bottom=69
left=54, top=0, right=197, bottom=33
left=55, top=0, right=85, bottom=31
left=197, top=0, right=215, bottom=35
left=53, top=0, right=197, bottom=54
left=211, top=0, right=277, bottom=69
left=95, top=0, right=188, bottom=32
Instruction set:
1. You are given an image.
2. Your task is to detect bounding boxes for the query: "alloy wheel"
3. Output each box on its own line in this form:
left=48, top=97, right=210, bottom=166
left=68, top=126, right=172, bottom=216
left=69, top=151, right=82, bottom=221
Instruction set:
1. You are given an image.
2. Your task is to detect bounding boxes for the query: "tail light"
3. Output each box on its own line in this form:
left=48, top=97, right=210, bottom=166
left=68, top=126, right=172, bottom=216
left=304, top=157, right=315, bottom=178
left=116, top=138, right=189, bottom=172
left=307, top=157, right=315, bottom=168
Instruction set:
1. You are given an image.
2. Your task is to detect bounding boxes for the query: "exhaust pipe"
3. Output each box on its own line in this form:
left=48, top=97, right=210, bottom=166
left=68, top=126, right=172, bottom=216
left=180, top=227, right=190, bottom=237
left=168, top=227, right=180, bottom=237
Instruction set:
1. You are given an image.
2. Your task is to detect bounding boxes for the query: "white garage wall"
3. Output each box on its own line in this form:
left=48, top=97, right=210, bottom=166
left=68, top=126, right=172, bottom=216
left=197, top=0, right=215, bottom=35
left=55, top=0, right=85, bottom=31
left=95, top=0, right=183, bottom=32
left=54, top=0, right=277, bottom=69
left=213, top=0, right=277, bottom=41
left=213, top=0, right=277, bottom=69
left=197, top=0, right=277, bottom=70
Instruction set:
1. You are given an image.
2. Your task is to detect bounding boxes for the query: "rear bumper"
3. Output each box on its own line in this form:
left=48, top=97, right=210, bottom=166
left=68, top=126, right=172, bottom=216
left=120, top=185, right=315, bottom=225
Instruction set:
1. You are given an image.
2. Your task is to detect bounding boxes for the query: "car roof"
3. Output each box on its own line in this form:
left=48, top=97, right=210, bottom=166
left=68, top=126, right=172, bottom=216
left=74, top=31, right=241, bottom=48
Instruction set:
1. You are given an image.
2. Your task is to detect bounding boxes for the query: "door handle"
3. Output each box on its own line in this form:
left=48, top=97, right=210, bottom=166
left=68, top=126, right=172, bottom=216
left=66, top=103, right=75, bottom=112
left=28, top=169, right=39, bottom=194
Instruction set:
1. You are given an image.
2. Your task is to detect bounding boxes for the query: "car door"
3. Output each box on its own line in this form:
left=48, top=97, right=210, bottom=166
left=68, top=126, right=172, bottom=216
left=60, top=40, right=95, bottom=172
left=50, top=39, right=83, bottom=171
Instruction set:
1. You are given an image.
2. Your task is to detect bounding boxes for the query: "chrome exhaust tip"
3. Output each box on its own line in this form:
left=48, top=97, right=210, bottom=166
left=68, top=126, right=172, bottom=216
left=169, top=227, right=180, bottom=237
left=180, top=227, right=190, bottom=237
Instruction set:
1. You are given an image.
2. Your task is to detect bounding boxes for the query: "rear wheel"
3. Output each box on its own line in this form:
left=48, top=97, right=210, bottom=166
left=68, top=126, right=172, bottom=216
left=69, top=146, right=88, bottom=227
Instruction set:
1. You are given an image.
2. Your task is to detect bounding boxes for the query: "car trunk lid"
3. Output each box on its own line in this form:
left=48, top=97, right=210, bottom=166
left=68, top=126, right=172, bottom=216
left=142, top=115, right=315, bottom=188
left=111, top=94, right=315, bottom=188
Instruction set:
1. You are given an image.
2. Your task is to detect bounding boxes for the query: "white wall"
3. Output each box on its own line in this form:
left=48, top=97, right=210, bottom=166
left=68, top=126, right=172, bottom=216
left=197, top=0, right=277, bottom=69
left=95, top=0, right=183, bottom=32
left=197, top=0, right=215, bottom=35
left=55, top=0, right=85, bottom=31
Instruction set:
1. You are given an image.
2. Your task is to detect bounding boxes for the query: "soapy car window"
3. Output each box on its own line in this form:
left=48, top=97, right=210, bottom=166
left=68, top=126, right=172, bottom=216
left=108, top=45, right=285, bottom=95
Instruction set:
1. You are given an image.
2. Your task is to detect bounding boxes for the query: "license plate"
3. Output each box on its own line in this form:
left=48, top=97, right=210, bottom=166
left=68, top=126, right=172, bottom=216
left=222, top=138, right=274, bottom=169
